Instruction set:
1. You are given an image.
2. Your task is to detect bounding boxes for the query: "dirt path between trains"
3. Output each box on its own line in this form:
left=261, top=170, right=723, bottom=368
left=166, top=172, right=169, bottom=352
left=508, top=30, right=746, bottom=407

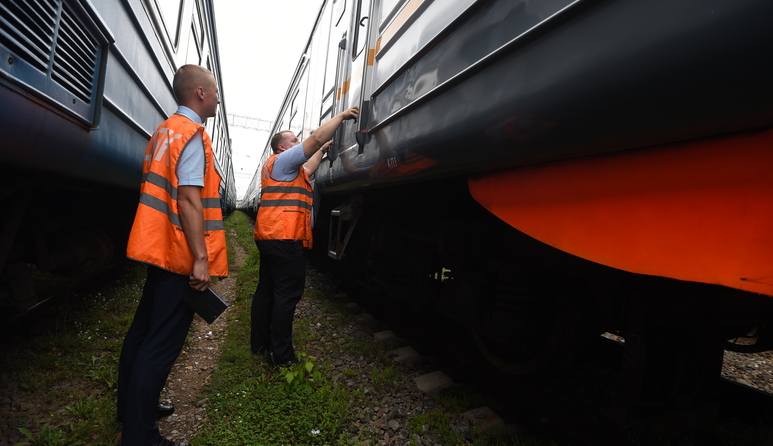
left=155, top=230, right=248, bottom=442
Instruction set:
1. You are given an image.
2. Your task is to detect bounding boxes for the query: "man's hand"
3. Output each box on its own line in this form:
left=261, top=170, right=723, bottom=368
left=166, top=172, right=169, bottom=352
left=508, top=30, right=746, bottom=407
left=341, top=106, right=359, bottom=121
left=304, top=106, right=361, bottom=158
left=321, top=140, right=333, bottom=153
left=189, top=259, right=210, bottom=291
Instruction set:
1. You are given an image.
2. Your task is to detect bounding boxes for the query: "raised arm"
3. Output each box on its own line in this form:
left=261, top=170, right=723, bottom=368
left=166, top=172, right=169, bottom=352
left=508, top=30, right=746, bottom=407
left=302, top=106, right=359, bottom=159
left=303, top=140, right=333, bottom=176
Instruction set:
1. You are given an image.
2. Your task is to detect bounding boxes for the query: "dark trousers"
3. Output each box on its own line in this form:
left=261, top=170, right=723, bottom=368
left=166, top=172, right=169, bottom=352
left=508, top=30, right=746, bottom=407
left=117, top=266, right=194, bottom=446
left=251, top=240, right=305, bottom=363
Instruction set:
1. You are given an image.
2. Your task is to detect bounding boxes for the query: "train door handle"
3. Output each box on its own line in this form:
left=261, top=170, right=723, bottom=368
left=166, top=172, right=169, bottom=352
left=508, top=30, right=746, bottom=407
left=355, top=130, right=371, bottom=154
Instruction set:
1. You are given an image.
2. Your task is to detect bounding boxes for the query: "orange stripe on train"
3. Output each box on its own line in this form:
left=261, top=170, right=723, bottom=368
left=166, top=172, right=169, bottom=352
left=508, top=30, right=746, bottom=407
left=468, top=128, right=773, bottom=296
left=378, top=0, right=424, bottom=55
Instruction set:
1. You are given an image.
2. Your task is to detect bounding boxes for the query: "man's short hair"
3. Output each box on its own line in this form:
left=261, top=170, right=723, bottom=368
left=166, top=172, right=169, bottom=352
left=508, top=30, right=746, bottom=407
left=270, top=130, right=292, bottom=153
left=173, top=64, right=213, bottom=104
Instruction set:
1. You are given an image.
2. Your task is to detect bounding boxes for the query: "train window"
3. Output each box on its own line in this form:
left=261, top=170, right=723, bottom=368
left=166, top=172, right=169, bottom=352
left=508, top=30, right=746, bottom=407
left=210, top=114, right=220, bottom=148
left=322, top=30, right=340, bottom=99
left=333, top=0, right=346, bottom=26
left=186, top=25, right=201, bottom=64
left=320, top=103, right=333, bottom=125
left=379, top=0, right=404, bottom=31
left=279, top=108, right=289, bottom=133
left=155, top=0, right=182, bottom=46
left=289, top=90, right=299, bottom=133
left=192, top=2, right=205, bottom=48
left=353, top=0, right=369, bottom=59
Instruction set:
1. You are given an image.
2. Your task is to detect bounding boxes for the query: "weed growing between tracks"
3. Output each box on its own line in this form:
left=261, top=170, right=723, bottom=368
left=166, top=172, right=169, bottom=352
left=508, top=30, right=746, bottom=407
left=1, top=262, right=146, bottom=445
left=193, top=212, right=562, bottom=446
left=0, top=221, right=540, bottom=446
left=194, top=212, right=354, bottom=445
left=8, top=210, right=735, bottom=445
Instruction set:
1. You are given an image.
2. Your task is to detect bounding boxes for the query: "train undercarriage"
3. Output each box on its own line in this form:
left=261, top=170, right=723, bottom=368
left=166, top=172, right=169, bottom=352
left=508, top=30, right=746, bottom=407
left=0, top=168, right=135, bottom=319
left=317, top=177, right=773, bottom=432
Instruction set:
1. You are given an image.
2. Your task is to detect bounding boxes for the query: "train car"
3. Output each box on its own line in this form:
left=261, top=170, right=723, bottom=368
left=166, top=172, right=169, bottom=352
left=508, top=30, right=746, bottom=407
left=0, top=0, right=235, bottom=318
left=244, top=0, right=773, bottom=424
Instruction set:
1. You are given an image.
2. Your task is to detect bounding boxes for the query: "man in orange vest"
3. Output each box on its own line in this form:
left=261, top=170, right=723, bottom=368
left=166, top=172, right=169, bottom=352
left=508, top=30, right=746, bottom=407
left=118, top=64, right=228, bottom=446
left=252, top=106, right=358, bottom=365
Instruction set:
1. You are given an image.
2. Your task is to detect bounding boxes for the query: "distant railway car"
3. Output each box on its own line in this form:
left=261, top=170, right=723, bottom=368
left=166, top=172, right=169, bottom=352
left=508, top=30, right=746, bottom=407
left=244, top=0, right=773, bottom=422
left=0, top=0, right=235, bottom=317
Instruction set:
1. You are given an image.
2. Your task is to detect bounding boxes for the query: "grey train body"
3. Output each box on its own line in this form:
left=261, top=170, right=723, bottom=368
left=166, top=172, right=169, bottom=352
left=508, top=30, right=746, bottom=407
left=251, top=0, right=773, bottom=426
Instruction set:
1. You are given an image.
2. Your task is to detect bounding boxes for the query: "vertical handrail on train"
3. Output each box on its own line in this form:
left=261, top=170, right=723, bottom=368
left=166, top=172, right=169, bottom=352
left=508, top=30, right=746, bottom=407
left=355, top=0, right=376, bottom=131
left=329, top=32, right=348, bottom=162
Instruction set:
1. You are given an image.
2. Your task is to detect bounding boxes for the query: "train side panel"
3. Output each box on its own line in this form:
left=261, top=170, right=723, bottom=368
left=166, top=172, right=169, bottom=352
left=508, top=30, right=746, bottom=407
left=307, top=0, right=773, bottom=293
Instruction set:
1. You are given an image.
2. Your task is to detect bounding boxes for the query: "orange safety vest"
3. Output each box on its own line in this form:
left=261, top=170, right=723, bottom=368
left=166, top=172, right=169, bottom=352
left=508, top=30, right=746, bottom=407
left=254, top=154, right=313, bottom=248
left=126, top=113, right=228, bottom=277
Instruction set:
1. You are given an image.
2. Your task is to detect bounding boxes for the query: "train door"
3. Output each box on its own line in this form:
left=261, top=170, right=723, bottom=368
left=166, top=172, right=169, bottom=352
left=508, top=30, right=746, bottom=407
left=305, top=3, right=333, bottom=144
left=319, top=0, right=342, bottom=127
left=325, top=0, right=358, bottom=159
left=347, top=0, right=375, bottom=146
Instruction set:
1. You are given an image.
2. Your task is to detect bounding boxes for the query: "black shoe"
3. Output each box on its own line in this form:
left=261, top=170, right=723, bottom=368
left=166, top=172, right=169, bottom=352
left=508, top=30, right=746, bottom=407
left=117, top=404, right=175, bottom=423
left=154, top=438, right=191, bottom=446
left=156, top=404, right=175, bottom=420
left=272, top=357, right=299, bottom=367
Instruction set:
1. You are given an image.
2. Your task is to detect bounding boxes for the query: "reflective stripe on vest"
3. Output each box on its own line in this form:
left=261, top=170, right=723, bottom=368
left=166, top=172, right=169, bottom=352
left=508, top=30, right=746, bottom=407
left=126, top=113, right=229, bottom=276
left=254, top=154, right=314, bottom=247
left=138, top=184, right=225, bottom=230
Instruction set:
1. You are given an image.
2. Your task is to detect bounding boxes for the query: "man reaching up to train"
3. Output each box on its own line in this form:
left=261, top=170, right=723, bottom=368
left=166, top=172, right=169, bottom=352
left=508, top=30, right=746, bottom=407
left=118, top=64, right=228, bottom=446
left=251, top=106, right=358, bottom=365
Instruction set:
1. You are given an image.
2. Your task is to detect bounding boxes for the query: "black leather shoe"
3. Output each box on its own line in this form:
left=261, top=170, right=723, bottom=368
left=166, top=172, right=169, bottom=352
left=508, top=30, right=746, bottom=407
left=117, top=404, right=175, bottom=423
left=156, top=404, right=175, bottom=420
left=272, top=357, right=299, bottom=367
left=154, top=438, right=191, bottom=446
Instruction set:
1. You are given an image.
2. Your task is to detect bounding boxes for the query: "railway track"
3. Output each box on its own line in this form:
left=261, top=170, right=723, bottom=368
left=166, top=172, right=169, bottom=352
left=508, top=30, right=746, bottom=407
left=317, top=253, right=773, bottom=445
left=3, top=248, right=773, bottom=445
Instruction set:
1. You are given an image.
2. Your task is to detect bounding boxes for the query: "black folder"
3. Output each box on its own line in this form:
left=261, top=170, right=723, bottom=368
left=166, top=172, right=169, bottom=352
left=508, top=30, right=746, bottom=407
left=182, top=286, right=228, bottom=324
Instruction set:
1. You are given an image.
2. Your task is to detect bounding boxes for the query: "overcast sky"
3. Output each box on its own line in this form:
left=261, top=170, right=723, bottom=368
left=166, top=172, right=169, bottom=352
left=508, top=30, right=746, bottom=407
left=215, top=1, right=323, bottom=199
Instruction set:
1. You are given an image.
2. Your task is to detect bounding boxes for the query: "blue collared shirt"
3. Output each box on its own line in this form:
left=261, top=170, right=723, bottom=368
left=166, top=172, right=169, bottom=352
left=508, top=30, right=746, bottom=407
left=271, top=142, right=308, bottom=181
left=175, top=106, right=205, bottom=187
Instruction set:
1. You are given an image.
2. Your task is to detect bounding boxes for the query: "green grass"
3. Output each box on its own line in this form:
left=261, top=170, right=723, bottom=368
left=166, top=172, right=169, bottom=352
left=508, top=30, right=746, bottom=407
left=0, top=210, right=620, bottom=446
left=8, top=210, right=724, bottom=446
left=407, top=407, right=462, bottom=446
left=193, top=212, right=357, bottom=445
left=1, top=262, right=145, bottom=446
left=191, top=211, right=554, bottom=446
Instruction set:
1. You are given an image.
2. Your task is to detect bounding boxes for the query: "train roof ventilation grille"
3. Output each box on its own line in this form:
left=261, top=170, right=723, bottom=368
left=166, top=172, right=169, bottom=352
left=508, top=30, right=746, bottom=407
left=0, top=0, right=58, bottom=72
left=52, top=1, right=97, bottom=104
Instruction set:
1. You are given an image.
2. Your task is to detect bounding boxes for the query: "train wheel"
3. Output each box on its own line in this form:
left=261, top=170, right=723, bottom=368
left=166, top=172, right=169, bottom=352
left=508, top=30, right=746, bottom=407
left=466, top=269, right=594, bottom=376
